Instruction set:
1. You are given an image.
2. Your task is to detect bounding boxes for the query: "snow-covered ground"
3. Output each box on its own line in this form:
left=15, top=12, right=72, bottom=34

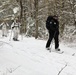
left=0, top=31, right=76, bottom=75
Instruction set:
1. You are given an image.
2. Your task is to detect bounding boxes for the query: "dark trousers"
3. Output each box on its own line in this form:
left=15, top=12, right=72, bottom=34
left=46, top=30, right=59, bottom=49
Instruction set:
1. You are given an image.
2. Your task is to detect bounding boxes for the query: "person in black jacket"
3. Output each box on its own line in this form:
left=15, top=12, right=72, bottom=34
left=46, top=15, right=60, bottom=51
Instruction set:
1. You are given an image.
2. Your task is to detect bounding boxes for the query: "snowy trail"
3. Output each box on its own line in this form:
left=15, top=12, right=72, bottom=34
left=0, top=36, right=76, bottom=75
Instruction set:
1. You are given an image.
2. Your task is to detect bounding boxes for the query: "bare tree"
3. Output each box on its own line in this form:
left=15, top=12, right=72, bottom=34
left=69, top=0, right=76, bottom=27
left=60, top=0, right=65, bottom=37
left=34, top=0, right=39, bottom=39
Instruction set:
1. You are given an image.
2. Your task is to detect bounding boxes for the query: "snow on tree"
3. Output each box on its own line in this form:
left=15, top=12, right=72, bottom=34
left=0, top=0, right=20, bottom=20
left=0, top=0, right=76, bottom=42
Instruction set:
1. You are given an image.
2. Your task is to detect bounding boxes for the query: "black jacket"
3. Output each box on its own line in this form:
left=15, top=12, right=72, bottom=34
left=46, top=16, right=59, bottom=31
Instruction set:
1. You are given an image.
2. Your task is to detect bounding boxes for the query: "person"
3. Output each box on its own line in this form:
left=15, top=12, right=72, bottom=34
left=0, top=20, right=9, bottom=37
left=11, top=18, right=21, bottom=41
left=46, top=15, right=60, bottom=51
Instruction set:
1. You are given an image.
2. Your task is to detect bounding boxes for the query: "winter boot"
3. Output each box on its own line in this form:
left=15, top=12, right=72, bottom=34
left=46, top=47, right=51, bottom=50
left=55, top=48, right=60, bottom=51
left=13, top=38, right=16, bottom=41
left=16, top=39, right=19, bottom=41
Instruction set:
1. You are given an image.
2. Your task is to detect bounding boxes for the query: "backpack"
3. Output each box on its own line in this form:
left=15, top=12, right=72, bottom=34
left=46, top=16, right=53, bottom=30
left=46, top=16, right=59, bottom=31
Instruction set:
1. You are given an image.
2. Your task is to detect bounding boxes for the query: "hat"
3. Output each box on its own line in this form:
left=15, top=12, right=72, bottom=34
left=53, top=15, right=58, bottom=17
left=53, top=15, right=58, bottom=19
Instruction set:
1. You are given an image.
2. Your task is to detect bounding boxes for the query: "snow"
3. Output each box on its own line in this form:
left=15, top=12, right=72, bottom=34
left=13, top=7, right=19, bottom=14
left=0, top=31, right=76, bottom=75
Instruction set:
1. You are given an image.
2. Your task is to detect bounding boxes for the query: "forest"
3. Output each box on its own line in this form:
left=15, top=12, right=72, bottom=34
left=0, top=0, right=76, bottom=42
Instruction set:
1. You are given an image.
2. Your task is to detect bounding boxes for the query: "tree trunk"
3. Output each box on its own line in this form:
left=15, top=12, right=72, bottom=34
left=34, top=0, right=39, bottom=39
left=60, top=0, right=65, bottom=37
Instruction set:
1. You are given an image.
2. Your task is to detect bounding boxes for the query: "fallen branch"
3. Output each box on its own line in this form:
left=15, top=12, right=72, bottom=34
left=58, top=64, right=67, bottom=75
left=0, top=41, right=13, bottom=47
left=6, top=65, right=21, bottom=73
left=72, top=53, right=75, bottom=56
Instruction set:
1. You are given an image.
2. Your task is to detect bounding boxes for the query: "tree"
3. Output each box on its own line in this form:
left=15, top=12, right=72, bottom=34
left=34, top=0, right=39, bottom=39
left=0, top=0, right=20, bottom=20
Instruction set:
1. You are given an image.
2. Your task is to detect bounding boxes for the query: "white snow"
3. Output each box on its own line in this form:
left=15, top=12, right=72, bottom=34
left=0, top=30, right=76, bottom=75
left=13, top=7, right=19, bottom=14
